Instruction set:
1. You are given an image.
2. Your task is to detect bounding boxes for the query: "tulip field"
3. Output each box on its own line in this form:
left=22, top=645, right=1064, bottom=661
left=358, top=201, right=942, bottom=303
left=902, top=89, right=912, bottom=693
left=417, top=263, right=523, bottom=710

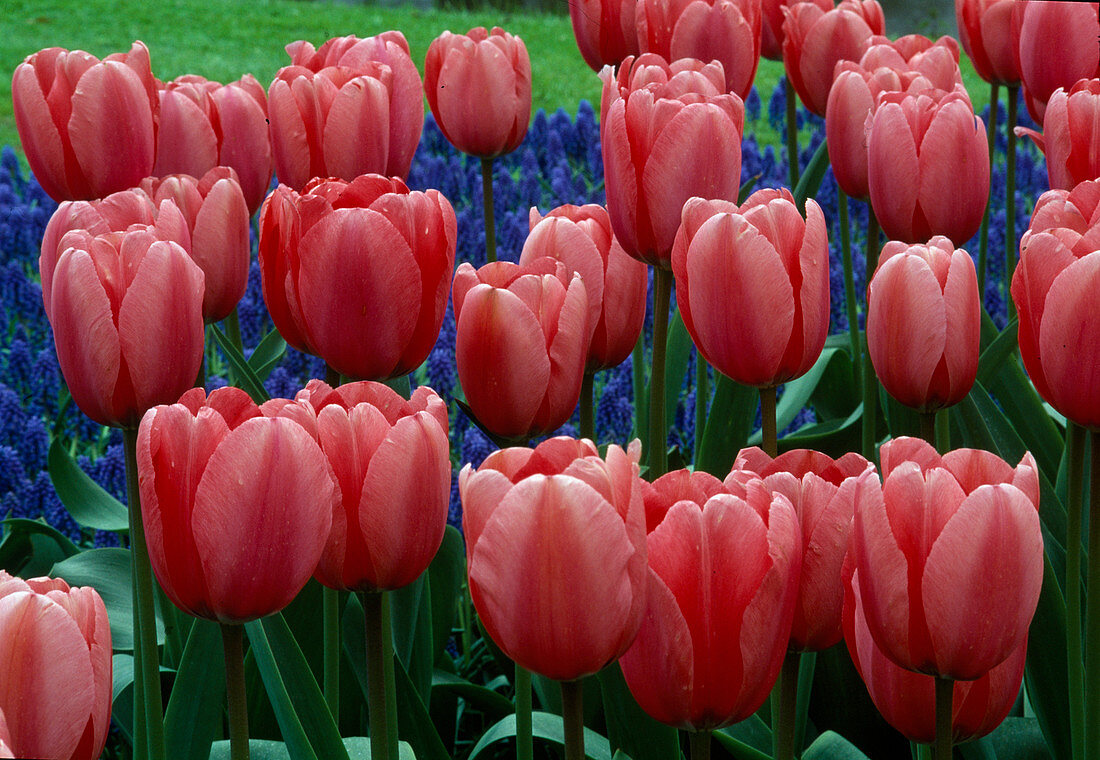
left=2, top=1, right=1100, bottom=760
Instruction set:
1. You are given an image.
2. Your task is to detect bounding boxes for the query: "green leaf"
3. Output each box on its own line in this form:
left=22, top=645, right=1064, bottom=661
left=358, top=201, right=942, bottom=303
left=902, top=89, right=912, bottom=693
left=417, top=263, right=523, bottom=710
left=391, top=573, right=433, bottom=703
left=696, top=374, right=757, bottom=476
left=776, top=403, right=863, bottom=458
left=712, top=731, right=772, bottom=760
left=165, top=619, right=225, bottom=760
left=801, top=731, right=871, bottom=760
left=248, top=330, right=288, bottom=382
left=467, top=712, right=613, bottom=760
left=738, top=174, right=760, bottom=204
left=718, top=714, right=772, bottom=755
left=393, top=647, right=451, bottom=760
left=597, top=662, right=680, bottom=760
left=664, top=307, right=693, bottom=433
left=989, top=717, right=1054, bottom=760
left=747, top=349, right=837, bottom=446
left=210, top=324, right=271, bottom=403
left=244, top=618, right=322, bottom=760
left=47, top=438, right=130, bottom=532
left=793, top=138, right=830, bottom=213
left=958, top=736, right=998, bottom=760
left=0, top=517, right=80, bottom=576
left=51, top=548, right=164, bottom=651
left=976, top=317, right=1019, bottom=386
left=208, top=739, right=417, bottom=760
left=1024, top=551, right=1072, bottom=760
left=427, top=526, right=464, bottom=664
left=430, top=669, right=514, bottom=717
left=112, top=653, right=135, bottom=745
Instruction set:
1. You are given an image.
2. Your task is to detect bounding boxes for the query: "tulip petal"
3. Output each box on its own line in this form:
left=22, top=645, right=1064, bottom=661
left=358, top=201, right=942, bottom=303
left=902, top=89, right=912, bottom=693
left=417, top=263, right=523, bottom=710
left=12, top=62, right=71, bottom=201
left=1038, top=254, right=1100, bottom=427
left=917, top=106, right=988, bottom=245
left=323, top=77, right=391, bottom=180
left=154, top=88, right=219, bottom=178
left=868, top=102, right=920, bottom=241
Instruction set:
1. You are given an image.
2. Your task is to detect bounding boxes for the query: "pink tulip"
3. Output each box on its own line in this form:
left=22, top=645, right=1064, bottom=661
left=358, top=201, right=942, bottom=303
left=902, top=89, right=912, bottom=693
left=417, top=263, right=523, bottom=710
left=867, top=237, right=980, bottom=411
left=860, top=34, right=964, bottom=92
left=1017, top=79, right=1100, bottom=191
left=600, top=54, right=744, bottom=267
left=12, top=41, right=157, bottom=202
left=0, top=572, right=111, bottom=760
left=424, top=27, right=532, bottom=159
left=569, top=0, right=641, bottom=71
left=1017, top=1, right=1100, bottom=123
left=761, top=0, right=830, bottom=62
left=671, top=189, right=830, bottom=388
left=452, top=258, right=589, bottom=440
left=460, top=437, right=647, bottom=681
left=520, top=204, right=648, bottom=371
left=954, top=0, right=1023, bottom=86
left=850, top=437, right=1043, bottom=681
left=258, top=174, right=456, bottom=380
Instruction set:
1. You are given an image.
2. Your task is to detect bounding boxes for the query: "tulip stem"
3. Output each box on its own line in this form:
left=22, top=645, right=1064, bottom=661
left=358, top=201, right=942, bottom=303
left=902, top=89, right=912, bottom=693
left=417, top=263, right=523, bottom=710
left=977, top=82, right=999, bottom=298
left=649, top=267, right=672, bottom=477
left=1085, top=430, right=1100, bottom=759
left=560, top=679, right=585, bottom=760
left=633, top=333, right=647, bottom=443
left=323, top=586, right=340, bottom=723
left=516, top=664, right=533, bottom=760
left=382, top=592, right=399, bottom=760
left=838, top=190, right=862, bottom=383
left=1005, top=85, right=1018, bottom=321
left=363, top=591, right=394, bottom=760
left=580, top=371, right=595, bottom=441
left=690, top=730, right=711, bottom=760
left=481, top=158, right=497, bottom=264
left=934, top=410, right=950, bottom=454
left=694, top=353, right=708, bottom=461
left=785, top=78, right=800, bottom=190
left=225, top=307, right=243, bottom=355
left=934, top=676, right=953, bottom=760
left=222, top=623, right=250, bottom=760
left=860, top=209, right=881, bottom=462
left=920, top=411, right=936, bottom=448
left=772, top=651, right=800, bottom=760
left=1067, top=423, right=1087, bottom=760
left=123, top=426, right=167, bottom=760
left=760, top=385, right=778, bottom=458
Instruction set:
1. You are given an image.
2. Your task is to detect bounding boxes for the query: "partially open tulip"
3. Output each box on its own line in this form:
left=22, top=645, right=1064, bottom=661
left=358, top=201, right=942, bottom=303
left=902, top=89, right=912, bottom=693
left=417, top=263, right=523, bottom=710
left=424, top=27, right=532, bottom=159
left=258, top=174, right=456, bottom=380
left=1016, top=79, right=1100, bottom=191
left=850, top=437, right=1042, bottom=680
left=671, top=189, right=830, bottom=388
left=12, top=41, right=157, bottom=202
left=867, top=237, right=980, bottom=412
left=861, top=34, right=964, bottom=92
left=520, top=204, right=648, bottom=371
left=867, top=87, right=990, bottom=245
left=569, top=0, right=640, bottom=71
left=266, top=380, right=450, bottom=592
left=0, top=572, right=111, bottom=760
left=954, top=0, right=1023, bottom=86
left=141, top=168, right=250, bottom=322
left=1017, top=1, right=1100, bottom=123
left=460, top=437, right=647, bottom=681
left=781, top=0, right=885, bottom=117
left=619, top=467, right=801, bottom=729
left=761, top=0, right=830, bottom=61
left=735, top=447, right=877, bottom=652
left=600, top=54, right=744, bottom=266
left=452, top=258, right=589, bottom=440
left=635, top=0, right=762, bottom=99
left=137, top=386, right=336, bottom=623
left=1012, top=180, right=1100, bottom=427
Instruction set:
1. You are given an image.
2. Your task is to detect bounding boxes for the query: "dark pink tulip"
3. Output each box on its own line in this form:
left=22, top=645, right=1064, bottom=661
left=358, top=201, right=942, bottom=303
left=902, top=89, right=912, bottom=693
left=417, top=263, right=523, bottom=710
left=851, top=437, right=1043, bottom=681
left=12, top=41, right=157, bottom=202
left=867, top=87, right=990, bottom=245
left=460, top=437, right=648, bottom=681
left=569, top=0, right=641, bottom=71
left=138, top=386, right=336, bottom=623
left=600, top=54, right=744, bottom=267
left=860, top=34, right=963, bottom=92
left=1018, top=1, right=1100, bottom=123
left=671, top=189, right=830, bottom=388
left=1017, top=79, right=1100, bottom=191
left=761, top=0, right=830, bottom=62
left=258, top=174, right=457, bottom=380
left=452, top=258, right=590, bottom=440
left=520, top=204, right=648, bottom=371
left=0, top=572, right=111, bottom=760
left=954, top=0, right=1023, bottom=86
left=867, top=237, right=980, bottom=411
left=620, top=468, right=801, bottom=729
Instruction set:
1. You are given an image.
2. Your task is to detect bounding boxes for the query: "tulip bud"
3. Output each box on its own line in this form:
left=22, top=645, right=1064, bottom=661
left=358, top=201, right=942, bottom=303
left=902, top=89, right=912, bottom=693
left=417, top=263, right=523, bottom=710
left=1017, top=1, right=1100, bottom=123
left=568, top=0, right=641, bottom=71
left=954, top=0, right=1024, bottom=87
left=1016, top=78, right=1100, bottom=191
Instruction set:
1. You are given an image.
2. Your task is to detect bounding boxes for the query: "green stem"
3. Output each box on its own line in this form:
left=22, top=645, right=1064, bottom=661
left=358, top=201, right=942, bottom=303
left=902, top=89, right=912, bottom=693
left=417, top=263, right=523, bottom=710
left=934, top=409, right=950, bottom=454
left=1005, top=85, right=1018, bottom=321
left=649, top=268, right=672, bottom=477
left=694, top=353, right=708, bottom=460
left=838, top=190, right=862, bottom=383
left=560, top=679, right=585, bottom=760
left=690, top=730, right=711, bottom=760
left=460, top=581, right=474, bottom=669
left=481, top=157, right=497, bottom=264
left=222, top=623, right=250, bottom=760
left=123, top=426, right=166, bottom=760
left=363, top=591, right=392, bottom=760
left=1067, top=423, right=1087, bottom=760
left=323, top=586, right=340, bottom=723
left=225, top=307, right=243, bottom=355
left=910, top=741, right=932, bottom=760
left=1085, top=430, right=1100, bottom=758
left=515, top=664, right=533, bottom=760
left=920, top=411, right=936, bottom=449
left=773, top=652, right=800, bottom=760
left=860, top=209, right=881, bottom=462
left=381, top=593, right=399, bottom=760
left=195, top=326, right=207, bottom=391
left=977, top=82, right=999, bottom=298
left=132, top=541, right=147, bottom=760
left=580, top=371, right=595, bottom=441
left=786, top=78, right=800, bottom=190
left=934, top=677, right=954, bottom=760
left=633, top=333, right=646, bottom=442
left=760, top=385, right=778, bottom=459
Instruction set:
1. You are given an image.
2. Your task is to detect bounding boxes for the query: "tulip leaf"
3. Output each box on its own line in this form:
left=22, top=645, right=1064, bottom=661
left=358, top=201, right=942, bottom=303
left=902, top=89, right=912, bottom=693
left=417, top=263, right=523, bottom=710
left=738, top=175, right=760, bottom=204
left=0, top=517, right=80, bottom=577
left=431, top=669, right=515, bottom=717
left=391, top=572, right=434, bottom=702
left=51, top=547, right=164, bottom=651
left=976, top=317, right=1019, bottom=386
left=712, top=731, right=772, bottom=760
left=958, top=736, right=998, bottom=760
left=111, top=653, right=136, bottom=745
left=774, top=403, right=864, bottom=459
left=597, top=662, right=681, bottom=760
left=467, top=712, right=613, bottom=760
left=801, top=731, right=871, bottom=760
left=208, top=739, right=418, bottom=760
left=989, top=717, right=1054, bottom=760
left=248, top=329, right=288, bottom=382
left=719, top=713, right=772, bottom=755
left=427, top=525, right=464, bottom=663
left=1024, top=551, right=1072, bottom=760
left=210, top=324, right=271, bottom=404
left=747, top=348, right=837, bottom=446
left=164, top=618, right=224, bottom=760
left=792, top=139, right=830, bottom=214
left=695, top=374, right=758, bottom=476
left=47, top=437, right=130, bottom=532
left=663, top=307, right=694, bottom=433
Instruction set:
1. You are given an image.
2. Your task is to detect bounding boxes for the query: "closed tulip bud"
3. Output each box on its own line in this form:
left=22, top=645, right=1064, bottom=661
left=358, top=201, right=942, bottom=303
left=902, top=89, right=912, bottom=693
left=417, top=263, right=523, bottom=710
left=13, top=41, right=157, bottom=202
left=867, top=237, right=980, bottom=412
left=453, top=258, right=590, bottom=440
left=600, top=54, right=745, bottom=266
left=761, top=0, right=830, bottom=62
left=424, top=27, right=532, bottom=159
left=735, top=447, right=877, bottom=652
left=867, top=87, right=990, bottom=245
left=619, top=468, right=801, bottom=729
left=1018, top=1, right=1100, bottom=123
left=138, top=386, right=336, bottom=623
left=258, top=174, right=456, bottom=381
left=460, top=437, right=648, bottom=681
left=520, top=204, right=648, bottom=371
left=0, top=572, right=111, bottom=760
left=954, top=0, right=1023, bottom=86
left=266, top=379, right=450, bottom=592
left=851, top=437, right=1043, bottom=681
left=569, top=0, right=640, bottom=71
left=1017, top=79, right=1100, bottom=191
left=671, top=189, right=830, bottom=388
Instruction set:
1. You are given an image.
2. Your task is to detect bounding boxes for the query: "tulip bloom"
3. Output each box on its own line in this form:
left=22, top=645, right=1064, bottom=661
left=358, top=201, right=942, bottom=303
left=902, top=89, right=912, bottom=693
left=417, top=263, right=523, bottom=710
left=635, top=0, right=762, bottom=99
left=1012, top=180, right=1100, bottom=428
left=424, top=27, right=532, bottom=159
left=266, top=380, right=450, bottom=592
left=600, top=55, right=744, bottom=267
left=0, top=572, right=111, bottom=760
left=452, top=258, right=589, bottom=440
left=760, top=0, right=829, bottom=62
left=735, top=447, right=877, bottom=652
left=12, top=41, right=157, bottom=202
left=141, top=168, right=251, bottom=322
left=1017, top=1, right=1100, bottom=123
left=618, top=468, right=800, bottom=729
left=569, top=0, right=640, bottom=71
left=1017, top=79, right=1100, bottom=192
left=138, top=386, right=336, bottom=623
left=860, top=35, right=964, bottom=92
left=867, top=87, right=990, bottom=245
left=850, top=437, right=1043, bottom=681
left=954, top=0, right=1023, bottom=86
left=154, top=74, right=273, bottom=215
left=460, top=437, right=647, bottom=681
left=866, top=237, right=980, bottom=412
left=519, top=204, right=648, bottom=371
left=671, top=189, right=830, bottom=388
left=258, top=174, right=456, bottom=381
